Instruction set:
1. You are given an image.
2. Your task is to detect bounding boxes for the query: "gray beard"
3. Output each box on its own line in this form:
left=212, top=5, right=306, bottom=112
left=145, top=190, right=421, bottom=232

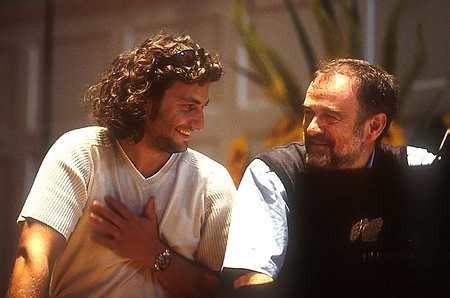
left=305, top=122, right=365, bottom=169
left=306, top=150, right=360, bottom=169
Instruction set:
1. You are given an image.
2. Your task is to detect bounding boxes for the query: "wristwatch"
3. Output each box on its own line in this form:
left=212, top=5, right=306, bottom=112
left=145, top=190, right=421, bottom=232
left=154, top=248, right=172, bottom=271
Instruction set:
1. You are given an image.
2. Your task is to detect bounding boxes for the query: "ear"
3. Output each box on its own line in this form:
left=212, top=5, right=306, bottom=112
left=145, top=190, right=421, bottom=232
left=366, top=113, right=387, bottom=141
left=143, top=100, right=152, bottom=113
left=144, top=100, right=158, bottom=120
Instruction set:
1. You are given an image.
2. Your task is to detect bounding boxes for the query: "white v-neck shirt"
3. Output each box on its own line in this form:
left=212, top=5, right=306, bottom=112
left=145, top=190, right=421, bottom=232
left=19, top=126, right=235, bottom=297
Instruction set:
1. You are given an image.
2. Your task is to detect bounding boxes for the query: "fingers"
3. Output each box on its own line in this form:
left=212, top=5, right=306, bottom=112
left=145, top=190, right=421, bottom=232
left=105, top=196, right=136, bottom=221
left=89, top=212, right=121, bottom=239
left=90, top=232, right=116, bottom=250
left=90, top=200, right=124, bottom=228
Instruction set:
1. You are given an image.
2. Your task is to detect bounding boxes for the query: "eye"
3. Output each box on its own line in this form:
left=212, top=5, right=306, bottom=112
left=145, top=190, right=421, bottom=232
left=181, top=104, right=196, bottom=112
left=323, top=113, right=340, bottom=123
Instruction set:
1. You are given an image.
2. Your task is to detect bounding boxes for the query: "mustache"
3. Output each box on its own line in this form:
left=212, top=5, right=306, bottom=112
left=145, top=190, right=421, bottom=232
left=305, top=134, right=334, bottom=147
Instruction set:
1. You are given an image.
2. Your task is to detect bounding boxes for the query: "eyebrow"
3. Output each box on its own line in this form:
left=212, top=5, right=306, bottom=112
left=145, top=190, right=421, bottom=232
left=182, top=96, right=210, bottom=106
left=301, top=104, right=342, bottom=115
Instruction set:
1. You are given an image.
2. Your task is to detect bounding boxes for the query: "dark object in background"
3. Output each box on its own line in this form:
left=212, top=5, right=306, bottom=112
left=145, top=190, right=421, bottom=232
left=274, top=153, right=450, bottom=297
left=410, top=117, right=448, bottom=155
left=221, top=159, right=450, bottom=298
left=221, top=133, right=450, bottom=298
left=434, top=129, right=449, bottom=162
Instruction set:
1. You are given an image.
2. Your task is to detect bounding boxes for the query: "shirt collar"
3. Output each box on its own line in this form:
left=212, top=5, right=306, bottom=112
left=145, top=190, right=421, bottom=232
left=366, top=150, right=375, bottom=168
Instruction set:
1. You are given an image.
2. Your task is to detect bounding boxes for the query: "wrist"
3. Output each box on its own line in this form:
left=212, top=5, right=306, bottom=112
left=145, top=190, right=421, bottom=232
left=153, top=247, right=172, bottom=272
left=140, top=240, right=168, bottom=267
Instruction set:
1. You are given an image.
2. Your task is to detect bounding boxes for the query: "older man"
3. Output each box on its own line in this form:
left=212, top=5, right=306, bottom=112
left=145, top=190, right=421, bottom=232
left=223, top=59, right=443, bottom=297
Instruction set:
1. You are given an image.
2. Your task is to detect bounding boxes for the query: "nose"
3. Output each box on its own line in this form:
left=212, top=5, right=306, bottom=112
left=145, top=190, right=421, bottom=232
left=305, top=115, right=322, bottom=136
left=191, top=110, right=204, bottom=131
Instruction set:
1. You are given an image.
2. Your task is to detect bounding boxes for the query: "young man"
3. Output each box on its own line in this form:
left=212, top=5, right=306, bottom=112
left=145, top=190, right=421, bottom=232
left=9, top=32, right=235, bottom=298
left=222, top=59, right=440, bottom=297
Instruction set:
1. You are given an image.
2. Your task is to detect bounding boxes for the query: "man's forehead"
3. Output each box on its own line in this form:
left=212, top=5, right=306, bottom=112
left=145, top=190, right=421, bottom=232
left=307, top=73, right=357, bottom=98
left=165, top=81, right=210, bottom=104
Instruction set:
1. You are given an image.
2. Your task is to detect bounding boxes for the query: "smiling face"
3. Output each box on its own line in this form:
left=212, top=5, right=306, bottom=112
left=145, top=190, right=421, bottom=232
left=303, top=73, right=375, bottom=169
left=142, top=81, right=209, bottom=154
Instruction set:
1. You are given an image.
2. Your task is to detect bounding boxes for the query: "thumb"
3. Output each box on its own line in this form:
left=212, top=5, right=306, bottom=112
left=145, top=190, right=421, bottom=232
left=143, top=196, right=156, bottom=219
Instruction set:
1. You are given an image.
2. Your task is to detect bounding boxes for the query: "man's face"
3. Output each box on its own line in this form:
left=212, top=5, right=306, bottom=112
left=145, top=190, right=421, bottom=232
left=142, top=81, right=209, bottom=154
left=302, top=73, right=371, bottom=169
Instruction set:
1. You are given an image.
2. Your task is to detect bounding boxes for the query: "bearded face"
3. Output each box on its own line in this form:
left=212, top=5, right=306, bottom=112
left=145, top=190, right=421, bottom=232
left=302, top=74, right=373, bottom=170
left=142, top=82, right=209, bottom=154
left=304, top=120, right=365, bottom=169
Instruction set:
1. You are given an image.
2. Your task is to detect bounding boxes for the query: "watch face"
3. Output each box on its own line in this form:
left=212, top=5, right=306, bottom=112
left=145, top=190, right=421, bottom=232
left=155, top=249, right=171, bottom=271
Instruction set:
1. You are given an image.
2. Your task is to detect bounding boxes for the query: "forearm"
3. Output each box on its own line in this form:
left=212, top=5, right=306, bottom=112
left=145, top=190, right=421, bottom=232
left=219, top=269, right=275, bottom=298
left=8, top=253, right=51, bottom=298
left=8, top=220, right=66, bottom=298
left=220, top=282, right=277, bottom=298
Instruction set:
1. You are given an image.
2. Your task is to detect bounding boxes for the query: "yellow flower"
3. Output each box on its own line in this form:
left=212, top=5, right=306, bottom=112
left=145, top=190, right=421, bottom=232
left=442, top=114, right=450, bottom=128
left=226, top=138, right=250, bottom=185
left=382, top=121, right=406, bottom=146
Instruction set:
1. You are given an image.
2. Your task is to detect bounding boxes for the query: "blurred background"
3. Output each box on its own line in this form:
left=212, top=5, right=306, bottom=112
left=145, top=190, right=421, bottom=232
left=0, top=0, right=448, bottom=294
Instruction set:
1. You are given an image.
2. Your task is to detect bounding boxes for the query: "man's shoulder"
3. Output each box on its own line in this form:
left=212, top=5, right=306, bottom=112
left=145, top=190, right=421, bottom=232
left=254, top=142, right=305, bottom=173
left=182, top=148, right=228, bottom=173
left=44, top=126, right=114, bottom=164
left=58, top=126, right=112, bottom=148
left=378, top=144, right=435, bottom=167
left=178, top=148, right=236, bottom=194
left=255, top=142, right=305, bottom=160
left=265, top=142, right=305, bottom=154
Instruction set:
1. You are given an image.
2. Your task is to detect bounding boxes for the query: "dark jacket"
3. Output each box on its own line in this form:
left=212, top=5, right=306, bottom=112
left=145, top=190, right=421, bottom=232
left=246, top=143, right=449, bottom=298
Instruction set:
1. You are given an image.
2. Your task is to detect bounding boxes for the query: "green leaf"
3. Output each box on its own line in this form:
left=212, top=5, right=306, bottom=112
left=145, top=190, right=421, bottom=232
left=283, top=0, right=318, bottom=74
left=312, top=0, right=341, bottom=58
left=399, top=22, right=427, bottom=106
left=381, top=0, right=404, bottom=74
left=230, top=63, right=265, bottom=87
left=266, top=46, right=304, bottom=117
left=342, top=0, right=362, bottom=57
left=232, top=0, right=303, bottom=118
left=320, top=0, right=337, bottom=23
left=232, top=0, right=272, bottom=86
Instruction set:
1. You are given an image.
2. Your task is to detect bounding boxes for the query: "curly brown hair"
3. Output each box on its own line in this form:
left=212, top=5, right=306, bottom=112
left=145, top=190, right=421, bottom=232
left=83, top=32, right=223, bottom=142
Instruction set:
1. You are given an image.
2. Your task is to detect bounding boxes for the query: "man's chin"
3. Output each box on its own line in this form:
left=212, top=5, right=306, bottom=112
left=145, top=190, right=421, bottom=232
left=161, top=140, right=188, bottom=154
left=305, top=153, right=331, bottom=169
left=172, top=142, right=188, bottom=153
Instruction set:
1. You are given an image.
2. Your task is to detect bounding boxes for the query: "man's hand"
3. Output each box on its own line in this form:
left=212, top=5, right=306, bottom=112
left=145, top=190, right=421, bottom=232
left=89, top=196, right=166, bottom=266
left=89, top=195, right=221, bottom=298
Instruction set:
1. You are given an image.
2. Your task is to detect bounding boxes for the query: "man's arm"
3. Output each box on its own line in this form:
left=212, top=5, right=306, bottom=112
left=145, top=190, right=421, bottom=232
left=8, top=219, right=66, bottom=298
left=152, top=246, right=220, bottom=298
left=231, top=270, right=273, bottom=289
left=220, top=268, right=275, bottom=298
left=221, top=159, right=288, bottom=294
left=89, top=196, right=220, bottom=298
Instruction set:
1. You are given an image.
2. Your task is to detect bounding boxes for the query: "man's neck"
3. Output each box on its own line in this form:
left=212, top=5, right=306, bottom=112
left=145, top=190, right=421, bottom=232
left=118, top=139, right=171, bottom=178
left=366, top=150, right=376, bottom=168
left=348, top=143, right=376, bottom=169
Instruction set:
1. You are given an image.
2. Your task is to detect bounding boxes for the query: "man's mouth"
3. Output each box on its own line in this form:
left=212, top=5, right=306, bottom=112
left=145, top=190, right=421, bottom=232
left=306, top=140, right=330, bottom=147
left=176, top=128, right=192, bottom=137
left=306, top=139, right=332, bottom=153
left=305, top=136, right=331, bottom=147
